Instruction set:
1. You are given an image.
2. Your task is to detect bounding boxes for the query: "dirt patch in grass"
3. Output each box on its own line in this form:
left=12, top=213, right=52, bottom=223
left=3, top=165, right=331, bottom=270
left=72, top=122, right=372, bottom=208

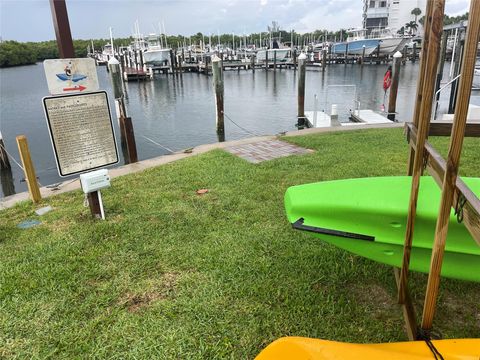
left=118, top=272, right=180, bottom=312
left=350, top=283, right=400, bottom=321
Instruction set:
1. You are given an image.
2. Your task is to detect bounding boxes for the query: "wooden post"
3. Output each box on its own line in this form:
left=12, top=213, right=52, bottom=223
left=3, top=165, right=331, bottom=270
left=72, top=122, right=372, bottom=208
left=108, top=57, right=123, bottom=99
left=412, top=42, right=417, bottom=63
left=250, top=54, right=255, bottom=72
left=322, top=48, right=327, bottom=71
left=212, top=56, right=224, bottom=133
left=265, top=49, right=269, bottom=70
left=398, top=0, right=444, bottom=304
left=421, top=0, right=480, bottom=331
left=273, top=50, right=277, bottom=70
left=0, top=131, right=11, bottom=170
left=16, top=135, right=41, bottom=203
left=407, top=0, right=434, bottom=175
left=297, top=52, right=307, bottom=120
left=87, top=191, right=102, bottom=219
left=169, top=49, right=175, bottom=73
left=49, top=0, right=75, bottom=58
left=119, top=116, right=138, bottom=163
left=293, top=49, right=297, bottom=70
left=361, top=45, right=366, bottom=66
left=344, top=43, right=349, bottom=64
left=387, top=51, right=402, bottom=121
left=402, top=45, right=407, bottom=65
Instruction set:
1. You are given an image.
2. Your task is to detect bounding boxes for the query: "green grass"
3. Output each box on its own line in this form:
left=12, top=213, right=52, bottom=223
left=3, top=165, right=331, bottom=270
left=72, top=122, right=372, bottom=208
left=1, top=128, right=479, bottom=359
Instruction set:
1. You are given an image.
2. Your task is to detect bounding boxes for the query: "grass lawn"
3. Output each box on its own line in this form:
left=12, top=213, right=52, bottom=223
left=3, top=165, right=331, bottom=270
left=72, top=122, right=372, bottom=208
left=1, top=128, right=479, bottom=359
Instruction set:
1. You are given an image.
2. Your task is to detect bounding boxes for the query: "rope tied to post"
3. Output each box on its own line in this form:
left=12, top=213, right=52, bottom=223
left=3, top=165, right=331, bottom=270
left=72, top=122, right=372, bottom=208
left=416, top=328, right=444, bottom=360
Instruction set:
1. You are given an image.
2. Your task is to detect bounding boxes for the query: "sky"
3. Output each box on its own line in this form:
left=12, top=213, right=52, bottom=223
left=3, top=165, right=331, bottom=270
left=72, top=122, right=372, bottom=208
left=0, top=0, right=471, bottom=42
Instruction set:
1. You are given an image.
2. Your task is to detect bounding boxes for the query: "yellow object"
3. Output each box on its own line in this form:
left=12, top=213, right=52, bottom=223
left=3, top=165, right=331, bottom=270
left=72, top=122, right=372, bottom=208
left=255, top=337, right=480, bottom=360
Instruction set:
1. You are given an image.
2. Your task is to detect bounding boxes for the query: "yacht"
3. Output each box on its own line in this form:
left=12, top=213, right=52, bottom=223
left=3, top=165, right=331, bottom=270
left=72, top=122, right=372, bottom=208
left=143, top=34, right=171, bottom=66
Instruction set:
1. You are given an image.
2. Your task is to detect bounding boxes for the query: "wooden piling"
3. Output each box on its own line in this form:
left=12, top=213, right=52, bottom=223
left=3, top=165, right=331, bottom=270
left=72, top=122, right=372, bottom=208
left=250, top=54, right=255, bottom=72
left=421, top=0, right=480, bottom=331
left=361, top=45, right=366, bottom=66
left=297, top=53, right=307, bottom=120
left=402, top=45, right=407, bottom=65
left=16, top=135, right=41, bottom=203
left=265, top=49, right=269, bottom=70
left=170, top=49, right=175, bottom=73
left=322, top=49, right=327, bottom=71
left=293, top=49, right=297, bottom=70
left=344, top=43, right=349, bottom=64
left=0, top=131, right=11, bottom=170
left=120, top=116, right=138, bottom=164
left=398, top=0, right=443, bottom=305
left=387, top=51, right=402, bottom=121
left=212, top=56, right=224, bottom=133
left=108, top=57, right=123, bottom=99
left=412, top=42, right=417, bottom=63
left=273, top=50, right=277, bottom=70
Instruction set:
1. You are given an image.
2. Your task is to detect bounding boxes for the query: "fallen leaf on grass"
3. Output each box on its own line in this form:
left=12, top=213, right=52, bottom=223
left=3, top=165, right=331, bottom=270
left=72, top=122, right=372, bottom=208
left=196, top=189, right=209, bottom=195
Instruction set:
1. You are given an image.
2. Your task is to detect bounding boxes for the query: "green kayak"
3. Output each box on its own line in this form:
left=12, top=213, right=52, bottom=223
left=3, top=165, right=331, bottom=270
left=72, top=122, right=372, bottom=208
left=284, top=176, right=480, bottom=282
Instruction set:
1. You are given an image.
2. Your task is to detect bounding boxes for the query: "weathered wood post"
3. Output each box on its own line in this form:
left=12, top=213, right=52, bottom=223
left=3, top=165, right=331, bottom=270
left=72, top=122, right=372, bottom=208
left=265, top=49, right=269, bottom=70
left=250, top=54, right=255, bottom=72
left=293, top=49, right=297, bottom=70
left=16, top=135, right=41, bottom=203
left=297, top=52, right=307, bottom=123
left=322, top=48, right=327, bottom=71
left=169, top=49, right=175, bottom=73
left=108, top=57, right=137, bottom=164
left=412, top=42, right=417, bottom=63
left=273, top=49, right=277, bottom=70
left=361, top=45, right=366, bottom=66
left=421, top=0, right=480, bottom=332
left=344, top=43, right=349, bottom=64
left=212, top=55, right=224, bottom=133
left=387, top=51, right=403, bottom=121
left=0, top=131, right=11, bottom=170
left=402, top=45, right=407, bottom=65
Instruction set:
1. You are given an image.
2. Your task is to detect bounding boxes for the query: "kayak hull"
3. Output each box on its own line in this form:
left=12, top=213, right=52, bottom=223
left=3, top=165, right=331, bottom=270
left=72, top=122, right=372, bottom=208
left=284, top=176, right=480, bottom=282
left=256, top=337, right=480, bottom=360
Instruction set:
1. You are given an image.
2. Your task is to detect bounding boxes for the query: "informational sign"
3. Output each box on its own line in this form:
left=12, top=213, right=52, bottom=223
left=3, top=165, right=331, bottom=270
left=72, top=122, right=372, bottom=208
left=43, top=91, right=118, bottom=177
left=44, top=58, right=99, bottom=95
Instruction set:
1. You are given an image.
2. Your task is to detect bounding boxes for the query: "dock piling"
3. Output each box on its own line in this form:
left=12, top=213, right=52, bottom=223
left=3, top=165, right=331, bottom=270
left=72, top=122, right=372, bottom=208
left=0, top=131, right=11, bottom=170
left=322, top=49, right=327, bottom=71
left=212, top=56, right=224, bottom=133
left=388, top=51, right=403, bottom=121
left=297, top=52, right=307, bottom=122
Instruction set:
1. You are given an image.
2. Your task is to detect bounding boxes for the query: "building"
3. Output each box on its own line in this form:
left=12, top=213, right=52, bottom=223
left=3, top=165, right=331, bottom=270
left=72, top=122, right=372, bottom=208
left=363, top=0, right=427, bottom=34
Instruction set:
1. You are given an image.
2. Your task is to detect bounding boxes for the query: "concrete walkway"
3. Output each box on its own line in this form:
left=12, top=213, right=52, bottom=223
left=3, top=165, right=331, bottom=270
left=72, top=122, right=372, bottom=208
left=0, top=122, right=402, bottom=210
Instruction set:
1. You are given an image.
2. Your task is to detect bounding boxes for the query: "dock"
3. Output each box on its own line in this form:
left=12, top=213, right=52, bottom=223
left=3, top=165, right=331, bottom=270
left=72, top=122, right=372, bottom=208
left=349, top=109, right=393, bottom=124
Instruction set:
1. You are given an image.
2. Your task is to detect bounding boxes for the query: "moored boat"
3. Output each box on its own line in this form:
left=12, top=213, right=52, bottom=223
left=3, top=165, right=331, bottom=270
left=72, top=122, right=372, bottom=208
left=143, top=33, right=171, bottom=66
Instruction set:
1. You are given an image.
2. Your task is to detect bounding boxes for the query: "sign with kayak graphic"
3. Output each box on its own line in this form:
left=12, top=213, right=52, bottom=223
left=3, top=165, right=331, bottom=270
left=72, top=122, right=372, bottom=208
left=44, top=58, right=99, bottom=95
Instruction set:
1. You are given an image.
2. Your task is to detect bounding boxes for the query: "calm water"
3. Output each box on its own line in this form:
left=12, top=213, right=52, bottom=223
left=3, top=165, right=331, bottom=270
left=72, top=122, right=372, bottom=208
left=0, top=61, right=460, bottom=197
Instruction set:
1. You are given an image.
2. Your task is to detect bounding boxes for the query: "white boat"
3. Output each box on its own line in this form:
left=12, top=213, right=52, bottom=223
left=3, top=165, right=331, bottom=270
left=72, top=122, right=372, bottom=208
left=97, top=43, right=114, bottom=64
left=256, top=48, right=290, bottom=62
left=143, top=34, right=171, bottom=66
left=369, top=28, right=409, bottom=55
left=340, top=28, right=408, bottom=56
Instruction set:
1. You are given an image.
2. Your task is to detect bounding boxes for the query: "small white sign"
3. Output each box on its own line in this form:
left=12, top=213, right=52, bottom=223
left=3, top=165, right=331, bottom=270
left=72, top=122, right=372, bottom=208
left=44, top=58, right=99, bottom=95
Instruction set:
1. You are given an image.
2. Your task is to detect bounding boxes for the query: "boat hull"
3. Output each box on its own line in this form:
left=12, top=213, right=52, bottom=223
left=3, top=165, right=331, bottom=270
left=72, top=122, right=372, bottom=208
left=256, top=49, right=290, bottom=62
left=332, top=39, right=379, bottom=55
left=377, top=37, right=409, bottom=55
left=256, top=337, right=480, bottom=360
left=143, top=49, right=171, bottom=66
left=284, top=176, right=480, bottom=282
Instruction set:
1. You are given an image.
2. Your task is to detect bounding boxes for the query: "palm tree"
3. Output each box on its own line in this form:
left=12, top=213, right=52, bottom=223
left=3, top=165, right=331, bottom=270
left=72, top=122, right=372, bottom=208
left=411, top=7, right=422, bottom=24
left=405, top=21, right=418, bottom=35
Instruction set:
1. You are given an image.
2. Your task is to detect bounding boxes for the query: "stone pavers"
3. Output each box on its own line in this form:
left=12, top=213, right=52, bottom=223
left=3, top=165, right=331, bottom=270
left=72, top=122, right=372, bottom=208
left=225, top=139, right=313, bottom=163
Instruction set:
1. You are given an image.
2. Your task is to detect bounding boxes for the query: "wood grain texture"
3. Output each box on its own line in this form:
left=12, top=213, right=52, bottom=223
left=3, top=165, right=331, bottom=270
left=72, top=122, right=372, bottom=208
left=422, top=0, right=480, bottom=330
left=399, top=0, right=445, bottom=304
left=16, top=135, right=41, bottom=203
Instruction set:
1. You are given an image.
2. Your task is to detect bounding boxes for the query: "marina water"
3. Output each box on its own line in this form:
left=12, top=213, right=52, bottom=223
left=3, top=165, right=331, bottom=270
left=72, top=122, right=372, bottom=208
left=0, top=61, right=445, bottom=197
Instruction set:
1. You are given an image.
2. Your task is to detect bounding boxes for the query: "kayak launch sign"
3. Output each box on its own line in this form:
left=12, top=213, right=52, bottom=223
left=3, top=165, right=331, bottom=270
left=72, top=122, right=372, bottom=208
left=44, top=58, right=99, bottom=95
